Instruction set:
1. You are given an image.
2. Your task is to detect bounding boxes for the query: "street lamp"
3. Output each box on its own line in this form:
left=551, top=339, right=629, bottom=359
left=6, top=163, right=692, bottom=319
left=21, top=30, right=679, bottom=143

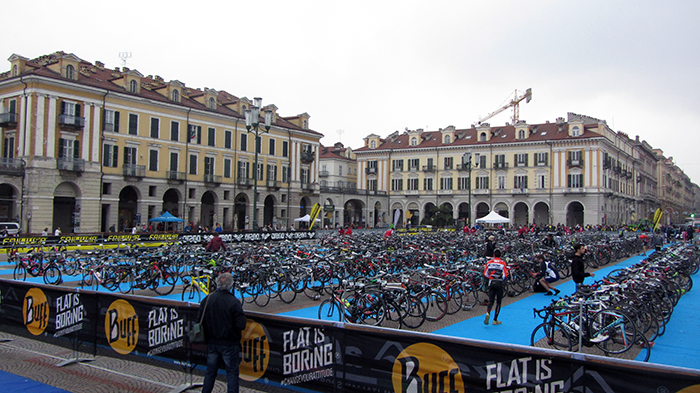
left=244, top=97, right=273, bottom=231
left=462, top=149, right=476, bottom=227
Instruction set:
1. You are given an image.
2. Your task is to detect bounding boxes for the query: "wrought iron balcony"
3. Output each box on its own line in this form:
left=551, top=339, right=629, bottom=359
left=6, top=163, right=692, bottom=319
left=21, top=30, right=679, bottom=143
left=365, top=167, right=377, bottom=175
left=267, top=180, right=281, bottom=189
left=422, top=165, right=436, bottom=172
left=237, top=177, right=253, bottom=187
left=301, top=182, right=314, bottom=191
left=300, top=150, right=314, bottom=163
left=512, top=188, right=529, bottom=195
left=123, top=164, right=145, bottom=178
left=204, top=174, right=222, bottom=184
left=0, top=112, right=18, bottom=128
left=57, top=157, right=85, bottom=173
left=58, top=114, right=85, bottom=130
left=167, top=171, right=186, bottom=181
left=494, top=162, right=508, bottom=169
left=0, top=157, right=24, bottom=176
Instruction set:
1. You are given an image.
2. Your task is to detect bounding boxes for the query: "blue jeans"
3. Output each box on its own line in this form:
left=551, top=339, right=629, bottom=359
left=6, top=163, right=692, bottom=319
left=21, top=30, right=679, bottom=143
left=202, top=343, right=241, bottom=393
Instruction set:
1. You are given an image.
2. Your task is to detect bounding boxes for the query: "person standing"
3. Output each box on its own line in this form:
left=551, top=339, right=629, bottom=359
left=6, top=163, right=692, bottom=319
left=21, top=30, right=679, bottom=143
left=484, top=235, right=496, bottom=257
left=54, top=227, right=61, bottom=236
left=483, top=249, right=508, bottom=326
left=571, top=243, right=594, bottom=291
left=198, top=273, right=247, bottom=393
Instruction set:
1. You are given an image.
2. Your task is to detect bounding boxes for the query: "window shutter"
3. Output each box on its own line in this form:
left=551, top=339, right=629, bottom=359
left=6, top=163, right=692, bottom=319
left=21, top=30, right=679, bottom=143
left=525, top=154, right=529, bottom=167
left=60, top=101, right=66, bottom=115
left=112, top=145, right=118, bottom=167
left=73, top=140, right=80, bottom=158
left=525, top=176, right=529, bottom=189
left=114, top=111, right=120, bottom=132
left=197, top=126, right=202, bottom=144
left=58, top=138, right=65, bottom=158
left=75, top=104, right=81, bottom=117
left=544, top=153, right=549, bottom=166
left=123, top=147, right=128, bottom=164
left=102, top=144, right=109, bottom=166
left=514, top=154, right=518, bottom=165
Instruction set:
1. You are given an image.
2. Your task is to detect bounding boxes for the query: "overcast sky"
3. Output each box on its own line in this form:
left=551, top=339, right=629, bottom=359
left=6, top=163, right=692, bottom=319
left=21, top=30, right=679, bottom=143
left=4, top=1, right=699, bottom=183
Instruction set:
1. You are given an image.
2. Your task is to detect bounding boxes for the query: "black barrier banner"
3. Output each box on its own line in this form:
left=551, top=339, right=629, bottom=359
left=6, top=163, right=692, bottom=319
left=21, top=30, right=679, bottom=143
left=2, top=279, right=700, bottom=393
left=0, top=230, right=316, bottom=248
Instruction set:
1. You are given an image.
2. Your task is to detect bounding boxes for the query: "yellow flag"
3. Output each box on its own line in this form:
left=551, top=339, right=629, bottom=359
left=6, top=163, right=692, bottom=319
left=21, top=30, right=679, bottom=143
left=309, top=203, right=321, bottom=230
left=653, top=208, right=663, bottom=231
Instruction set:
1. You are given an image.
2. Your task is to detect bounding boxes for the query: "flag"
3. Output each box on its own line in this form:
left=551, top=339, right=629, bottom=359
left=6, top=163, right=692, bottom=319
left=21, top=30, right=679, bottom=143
left=309, top=203, right=321, bottom=230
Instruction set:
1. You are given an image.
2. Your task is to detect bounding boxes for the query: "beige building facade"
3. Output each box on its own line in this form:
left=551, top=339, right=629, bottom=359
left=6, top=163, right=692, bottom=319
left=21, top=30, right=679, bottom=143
left=0, top=52, right=322, bottom=234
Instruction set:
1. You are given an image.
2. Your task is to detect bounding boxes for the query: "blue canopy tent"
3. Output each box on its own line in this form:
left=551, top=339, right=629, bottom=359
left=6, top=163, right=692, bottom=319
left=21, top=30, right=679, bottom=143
left=149, top=211, right=184, bottom=232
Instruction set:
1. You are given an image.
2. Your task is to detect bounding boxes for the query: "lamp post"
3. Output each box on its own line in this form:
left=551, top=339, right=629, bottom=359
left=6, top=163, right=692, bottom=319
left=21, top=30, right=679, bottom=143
left=462, top=149, right=476, bottom=227
left=244, top=97, right=273, bottom=231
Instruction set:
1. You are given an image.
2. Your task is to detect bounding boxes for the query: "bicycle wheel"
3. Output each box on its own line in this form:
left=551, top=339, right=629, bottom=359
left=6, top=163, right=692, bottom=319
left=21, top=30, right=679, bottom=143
left=13, top=263, right=26, bottom=281
left=43, top=264, right=62, bottom=285
left=530, top=322, right=573, bottom=351
left=397, top=294, right=426, bottom=329
left=253, top=280, right=272, bottom=307
left=381, top=300, right=403, bottom=329
left=318, top=298, right=342, bottom=322
left=591, top=309, right=637, bottom=355
left=354, top=290, right=385, bottom=326
left=276, top=276, right=298, bottom=304
left=422, top=291, right=447, bottom=322
left=81, top=271, right=95, bottom=287
left=181, top=284, right=202, bottom=303
left=153, top=270, right=177, bottom=296
left=461, top=284, right=480, bottom=310
left=444, top=286, right=463, bottom=315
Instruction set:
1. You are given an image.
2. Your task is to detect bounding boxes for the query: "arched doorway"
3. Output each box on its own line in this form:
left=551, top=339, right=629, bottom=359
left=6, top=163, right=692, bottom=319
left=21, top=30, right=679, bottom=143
left=0, top=184, right=18, bottom=222
left=234, top=193, right=248, bottom=231
left=567, top=201, right=585, bottom=227
left=391, top=202, right=402, bottom=228
left=263, top=195, right=276, bottom=228
left=298, top=197, right=311, bottom=229
left=422, top=202, right=436, bottom=225
left=458, top=202, right=470, bottom=224
left=476, top=202, right=490, bottom=219
left=54, top=182, right=81, bottom=233
left=513, top=202, right=529, bottom=226
left=494, top=202, right=509, bottom=218
left=406, top=202, right=419, bottom=227
left=162, top=189, right=180, bottom=218
left=534, top=202, right=550, bottom=226
left=201, top=191, right=216, bottom=229
left=343, top=199, right=363, bottom=227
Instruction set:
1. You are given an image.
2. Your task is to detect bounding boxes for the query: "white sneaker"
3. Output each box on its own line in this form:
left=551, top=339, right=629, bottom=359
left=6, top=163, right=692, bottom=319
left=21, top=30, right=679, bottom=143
left=589, top=334, right=609, bottom=343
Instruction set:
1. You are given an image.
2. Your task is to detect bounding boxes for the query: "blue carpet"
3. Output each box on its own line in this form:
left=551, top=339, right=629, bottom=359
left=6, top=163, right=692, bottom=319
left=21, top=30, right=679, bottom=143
left=0, top=370, right=70, bottom=392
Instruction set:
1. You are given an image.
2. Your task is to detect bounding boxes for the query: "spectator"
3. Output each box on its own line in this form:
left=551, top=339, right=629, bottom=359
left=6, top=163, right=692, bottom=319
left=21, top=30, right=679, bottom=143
left=205, top=232, right=227, bottom=252
left=41, top=228, right=48, bottom=236
left=215, top=223, right=223, bottom=233
left=54, top=227, right=61, bottom=236
left=198, top=273, right=247, bottom=393
left=571, top=243, right=594, bottom=291
left=484, top=235, right=496, bottom=257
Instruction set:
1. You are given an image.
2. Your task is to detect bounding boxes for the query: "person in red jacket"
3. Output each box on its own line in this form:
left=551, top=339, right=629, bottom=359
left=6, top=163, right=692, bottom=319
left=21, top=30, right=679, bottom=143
left=483, top=249, right=508, bottom=325
left=205, top=232, right=227, bottom=252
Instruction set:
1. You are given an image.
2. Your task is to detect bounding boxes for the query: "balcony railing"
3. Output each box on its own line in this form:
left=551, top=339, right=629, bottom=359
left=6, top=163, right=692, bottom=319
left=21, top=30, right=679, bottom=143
left=319, top=170, right=329, bottom=177
left=237, top=177, right=253, bottom=187
left=167, top=171, right=186, bottom=181
left=0, top=157, right=24, bottom=176
left=494, top=162, right=508, bottom=169
left=123, top=164, right=145, bottom=178
left=0, top=112, right=18, bottom=128
left=567, top=158, right=584, bottom=167
left=408, top=165, right=419, bottom=172
left=438, top=189, right=453, bottom=195
left=58, top=114, right=85, bottom=129
left=365, top=167, right=377, bottom=175
left=301, top=182, right=314, bottom=191
left=444, top=164, right=453, bottom=170
left=266, top=180, right=281, bottom=189
left=422, top=165, right=436, bottom=172
left=473, top=189, right=490, bottom=195
left=536, top=160, right=547, bottom=167
left=204, top=174, right=222, bottom=184
left=565, top=187, right=585, bottom=194
left=300, top=151, right=314, bottom=163
left=103, top=122, right=116, bottom=132
left=57, top=157, right=85, bottom=173
left=512, top=188, right=529, bottom=195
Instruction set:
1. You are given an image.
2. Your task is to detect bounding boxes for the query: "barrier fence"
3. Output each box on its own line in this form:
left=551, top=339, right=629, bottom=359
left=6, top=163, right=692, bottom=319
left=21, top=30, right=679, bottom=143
left=1, top=278, right=699, bottom=393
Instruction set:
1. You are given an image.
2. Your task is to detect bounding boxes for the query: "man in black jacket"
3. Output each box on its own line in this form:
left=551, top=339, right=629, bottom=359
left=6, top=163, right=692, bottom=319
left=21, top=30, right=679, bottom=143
left=198, top=273, right=247, bottom=393
left=571, top=244, right=594, bottom=292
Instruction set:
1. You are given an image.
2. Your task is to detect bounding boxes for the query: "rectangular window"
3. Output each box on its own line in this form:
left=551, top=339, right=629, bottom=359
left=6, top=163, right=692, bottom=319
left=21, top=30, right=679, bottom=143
left=148, top=150, right=158, bottom=171
left=536, top=152, right=548, bottom=166
left=238, top=161, right=250, bottom=179
left=282, top=165, right=290, bottom=183
left=240, top=133, right=247, bottom=151
left=269, top=138, right=276, bottom=155
left=124, top=146, right=137, bottom=165
left=256, top=162, right=264, bottom=180
left=224, top=130, right=232, bottom=149
left=3, top=136, right=14, bottom=159
left=408, top=158, right=419, bottom=170
left=170, top=121, right=179, bottom=141
left=208, top=127, right=216, bottom=147
left=440, top=177, right=452, bottom=190
left=189, top=154, right=197, bottom=175
left=497, top=175, right=506, bottom=189
left=391, top=179, right=403, bottom=191
left=426, top=158, right=434, bottom=169
left=515, top=153, right=528, bottom=167
left=458, top=177, right=470, bottom=190
left=267, top=164, right=277, bottom=181
left=224, top=158, right=231, bottom=178
left=424, top=178, right=433, bottom=191
left=476, top=176, right=489, bottom=189
left=301, top=168, right=309, bottom=185
left=367, top=179, right=377, bottom=191
left=188, top=125, right=201, bottom=144
left=282, top=140, right=288, bottom=157
left=102, top=143, right=118, bottom=167
left=150, top=118, right=160, bottom=139
left=128, top=113, right=138, bottom=135
left=537, top=174, right=546, bottom=189
left=494, top=154, right=506, bottom=169
left=475, top=154, right=487, bottom=168
left=204, top=157, right=215, bottom=175
left=568, top=174, right=583, bottom=188
left=104, top=109, right=119, bottom=132
left=444, top=157, right=453, bottom=170
left=339, top=165, right=343, bottom=176
left=408, top=178, right=419, bottom=190
left=514, top=175, right=528, bottom=189
left=393, top=159, right=404, bottom=171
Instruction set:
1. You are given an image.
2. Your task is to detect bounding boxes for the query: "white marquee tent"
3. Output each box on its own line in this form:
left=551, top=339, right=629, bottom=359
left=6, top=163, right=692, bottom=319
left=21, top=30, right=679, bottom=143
left=475, top=211, right=511, bottom=224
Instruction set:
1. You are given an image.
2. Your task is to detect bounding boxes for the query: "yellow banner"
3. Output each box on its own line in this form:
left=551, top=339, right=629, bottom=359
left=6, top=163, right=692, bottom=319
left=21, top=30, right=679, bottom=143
left=653, top=208, right=663, bottom=231
left=309, top=203, right=321, bottom=230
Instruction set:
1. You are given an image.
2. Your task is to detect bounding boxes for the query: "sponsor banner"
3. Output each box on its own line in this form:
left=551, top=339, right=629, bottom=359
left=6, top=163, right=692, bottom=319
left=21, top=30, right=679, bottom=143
left=0, top=231, right=316, bottom=248
left=1, top=279, right=699, bottom=393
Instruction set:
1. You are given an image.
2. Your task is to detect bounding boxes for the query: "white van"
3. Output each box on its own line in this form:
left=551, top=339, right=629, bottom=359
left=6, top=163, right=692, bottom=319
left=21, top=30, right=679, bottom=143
left=0, top=222, right=21, bottom=235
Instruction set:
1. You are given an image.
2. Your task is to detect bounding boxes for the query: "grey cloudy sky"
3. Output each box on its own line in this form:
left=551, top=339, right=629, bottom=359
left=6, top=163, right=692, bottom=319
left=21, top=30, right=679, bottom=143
left=4, top=0, right=699, bottom=182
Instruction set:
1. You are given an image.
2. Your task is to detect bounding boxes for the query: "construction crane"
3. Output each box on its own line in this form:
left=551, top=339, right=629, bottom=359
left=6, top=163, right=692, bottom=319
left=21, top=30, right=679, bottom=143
left=476, top=88, right=532, bottom=126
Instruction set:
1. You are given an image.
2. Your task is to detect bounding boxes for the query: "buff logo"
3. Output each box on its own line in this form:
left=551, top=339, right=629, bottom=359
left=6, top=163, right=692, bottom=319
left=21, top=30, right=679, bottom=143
left=240, top=320, right=270, bottom=381
left=23, top=288, right=49, bottom=336
left=392, top=343, right=464, bottom=393
left=105, top=299, right=139, bottom=355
